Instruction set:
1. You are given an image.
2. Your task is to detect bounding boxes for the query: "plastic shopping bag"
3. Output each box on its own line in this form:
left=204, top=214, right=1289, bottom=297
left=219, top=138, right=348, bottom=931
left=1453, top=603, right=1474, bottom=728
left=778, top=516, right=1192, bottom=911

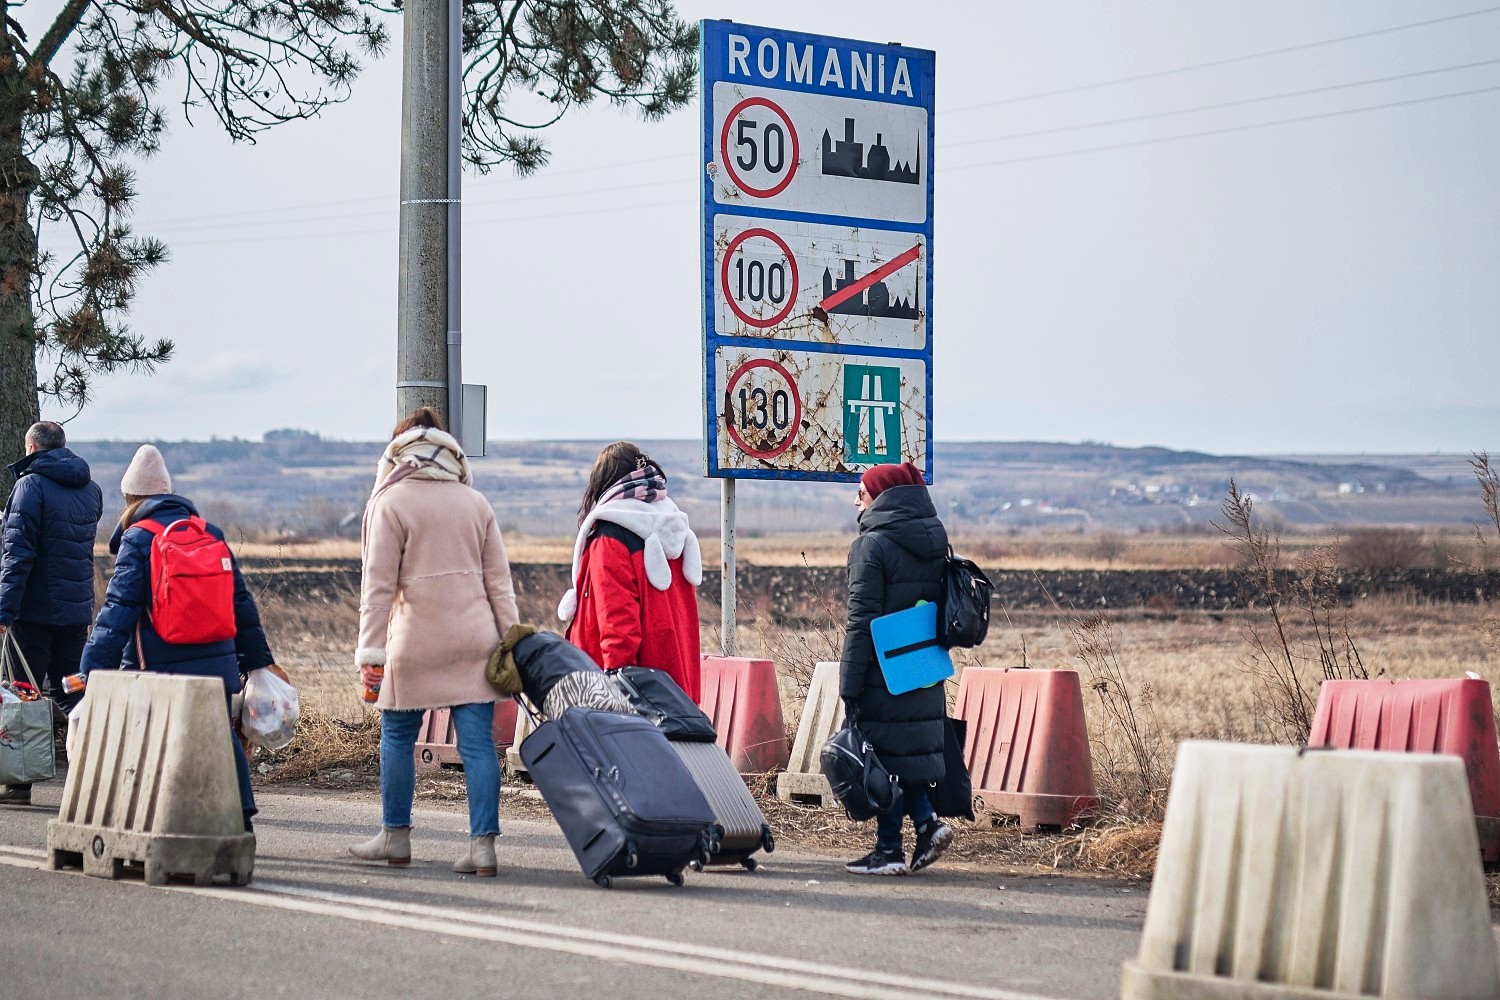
left=66, top=700, right=85, bottom=760
left=240, top=667, right=300, bottom=750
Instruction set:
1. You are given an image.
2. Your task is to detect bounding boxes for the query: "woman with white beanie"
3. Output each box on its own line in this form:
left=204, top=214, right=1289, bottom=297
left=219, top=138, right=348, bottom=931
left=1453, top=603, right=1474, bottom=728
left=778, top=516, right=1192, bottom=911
left=351, top=407, right=518, bottom=877
left=77, top=444, right=279, bottom=832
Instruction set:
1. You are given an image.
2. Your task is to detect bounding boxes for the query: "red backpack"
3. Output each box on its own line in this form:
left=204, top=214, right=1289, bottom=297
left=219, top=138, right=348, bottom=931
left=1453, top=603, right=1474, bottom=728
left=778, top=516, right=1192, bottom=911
left=135, top=517, right=237, bottom=645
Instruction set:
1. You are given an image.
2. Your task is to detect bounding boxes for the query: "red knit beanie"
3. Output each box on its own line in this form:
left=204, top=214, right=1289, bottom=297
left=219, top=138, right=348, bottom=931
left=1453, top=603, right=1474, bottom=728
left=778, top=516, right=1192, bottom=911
left=860, top=462, right=922, bottom=501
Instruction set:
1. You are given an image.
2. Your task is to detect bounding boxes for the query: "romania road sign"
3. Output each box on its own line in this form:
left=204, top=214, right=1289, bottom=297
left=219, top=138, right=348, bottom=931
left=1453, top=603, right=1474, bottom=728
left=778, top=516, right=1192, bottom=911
left=701, top=19, right=934, bottom=482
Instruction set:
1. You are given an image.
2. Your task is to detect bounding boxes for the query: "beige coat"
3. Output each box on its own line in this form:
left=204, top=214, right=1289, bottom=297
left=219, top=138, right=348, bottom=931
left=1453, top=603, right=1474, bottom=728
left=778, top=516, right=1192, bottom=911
left=357, top=477, right=518, bottom=710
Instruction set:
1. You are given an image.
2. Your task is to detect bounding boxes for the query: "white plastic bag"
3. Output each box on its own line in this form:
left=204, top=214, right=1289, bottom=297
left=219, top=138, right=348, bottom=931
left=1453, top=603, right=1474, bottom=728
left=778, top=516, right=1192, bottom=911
left=240, top=668, right=300, bottom=750
left=66, top=700, right=85, bottom=759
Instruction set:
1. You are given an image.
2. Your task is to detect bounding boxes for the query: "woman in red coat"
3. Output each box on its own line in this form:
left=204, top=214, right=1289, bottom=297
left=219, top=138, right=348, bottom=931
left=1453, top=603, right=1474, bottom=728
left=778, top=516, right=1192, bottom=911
left=558, top=443, right=703, bottom=702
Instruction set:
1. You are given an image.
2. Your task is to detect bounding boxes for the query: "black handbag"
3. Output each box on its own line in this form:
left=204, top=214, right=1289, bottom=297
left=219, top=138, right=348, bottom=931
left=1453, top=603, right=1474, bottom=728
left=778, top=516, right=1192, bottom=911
left=608, top=666, right=717, bottom=742
left=927, top=716, right=975, bottom=821
left=820, top=716, right=902, bottom=822
left=938, top=548, right=993, bottom=649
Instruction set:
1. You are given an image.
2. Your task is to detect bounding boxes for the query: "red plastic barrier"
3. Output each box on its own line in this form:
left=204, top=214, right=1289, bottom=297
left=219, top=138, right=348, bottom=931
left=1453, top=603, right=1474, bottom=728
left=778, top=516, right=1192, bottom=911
left=954, top=667, right=1099, bottom=828
left=1309, top=677, right=1500, bottom=861
left=413, top=699, right=519, bottom=772
left=699, top=656, right=789, bottom=774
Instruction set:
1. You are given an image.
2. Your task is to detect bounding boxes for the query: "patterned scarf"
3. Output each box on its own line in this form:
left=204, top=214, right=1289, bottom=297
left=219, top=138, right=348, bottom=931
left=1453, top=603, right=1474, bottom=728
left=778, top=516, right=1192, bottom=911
left=597, top=461, right=667, bottom=507
left=372, top=426, right=472, bottom=492
left=363, top=426, right=473, bottom=555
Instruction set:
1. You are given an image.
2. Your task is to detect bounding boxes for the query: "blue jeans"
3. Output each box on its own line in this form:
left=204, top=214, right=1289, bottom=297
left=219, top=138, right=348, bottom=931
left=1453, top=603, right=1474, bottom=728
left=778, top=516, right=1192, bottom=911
left=380, top=703, right=500, bottom=837
left=876, top=781, right=936, bottom=854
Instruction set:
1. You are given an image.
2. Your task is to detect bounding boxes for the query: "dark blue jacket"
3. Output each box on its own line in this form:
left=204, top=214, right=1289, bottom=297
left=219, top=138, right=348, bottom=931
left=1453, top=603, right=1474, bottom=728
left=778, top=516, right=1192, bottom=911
left=80, top=495, right=273, bottom=693
left=0, top=447, right=104, bottom=627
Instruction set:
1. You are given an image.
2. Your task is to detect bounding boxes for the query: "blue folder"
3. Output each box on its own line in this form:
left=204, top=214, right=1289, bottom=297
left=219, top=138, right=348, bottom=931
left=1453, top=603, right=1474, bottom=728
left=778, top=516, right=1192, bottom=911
left=870, top=602, right=954, bottom=695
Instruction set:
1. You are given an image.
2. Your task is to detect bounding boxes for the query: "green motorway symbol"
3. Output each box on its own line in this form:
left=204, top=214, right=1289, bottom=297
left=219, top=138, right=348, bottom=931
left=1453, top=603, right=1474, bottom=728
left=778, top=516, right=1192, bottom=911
left=843, top=364, right=902, bottom=465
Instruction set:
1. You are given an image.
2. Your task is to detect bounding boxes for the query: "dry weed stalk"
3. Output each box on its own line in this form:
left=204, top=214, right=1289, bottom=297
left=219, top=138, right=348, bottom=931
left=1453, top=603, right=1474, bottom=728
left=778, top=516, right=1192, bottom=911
left=1068, top=610, right=1168, bottom=820
left=1217, top=480, right=1368, bottom=744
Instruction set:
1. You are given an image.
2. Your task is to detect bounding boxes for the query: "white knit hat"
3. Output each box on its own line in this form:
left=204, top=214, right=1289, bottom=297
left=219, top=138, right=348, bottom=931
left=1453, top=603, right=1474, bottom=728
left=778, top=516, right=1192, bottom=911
left=120, top=444, right=172, bottom=496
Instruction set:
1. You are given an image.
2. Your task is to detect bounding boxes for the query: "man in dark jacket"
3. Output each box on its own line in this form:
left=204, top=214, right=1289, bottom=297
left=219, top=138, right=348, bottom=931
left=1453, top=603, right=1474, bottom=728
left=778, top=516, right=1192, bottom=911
left=839, top=462, right=956, bottom=875
left=0, top=422, right=104, bottom=804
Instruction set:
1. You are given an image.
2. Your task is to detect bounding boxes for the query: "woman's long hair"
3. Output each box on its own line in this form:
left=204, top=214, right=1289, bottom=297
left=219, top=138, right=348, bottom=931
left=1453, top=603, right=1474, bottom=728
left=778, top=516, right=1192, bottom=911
left=578, top=441, right=650, bottom=526
left=117, top=494, right=150, bottom=533
left=391, top=405, right=445, bottom=440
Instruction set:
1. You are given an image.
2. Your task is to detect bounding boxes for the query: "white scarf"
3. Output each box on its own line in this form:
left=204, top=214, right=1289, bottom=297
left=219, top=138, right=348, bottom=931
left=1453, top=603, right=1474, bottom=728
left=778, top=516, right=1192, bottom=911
left=557, top=495, right=704, bottom=622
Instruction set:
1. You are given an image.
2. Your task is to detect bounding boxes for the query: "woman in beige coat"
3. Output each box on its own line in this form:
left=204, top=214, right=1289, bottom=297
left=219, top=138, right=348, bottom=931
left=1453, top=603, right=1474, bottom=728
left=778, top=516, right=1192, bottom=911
left=350, top=408, right=518, bottom=876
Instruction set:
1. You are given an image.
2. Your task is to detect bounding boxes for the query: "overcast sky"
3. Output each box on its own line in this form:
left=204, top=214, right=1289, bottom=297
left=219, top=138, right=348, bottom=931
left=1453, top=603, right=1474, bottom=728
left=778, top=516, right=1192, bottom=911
left=47, top=0, right=1500, bottom=457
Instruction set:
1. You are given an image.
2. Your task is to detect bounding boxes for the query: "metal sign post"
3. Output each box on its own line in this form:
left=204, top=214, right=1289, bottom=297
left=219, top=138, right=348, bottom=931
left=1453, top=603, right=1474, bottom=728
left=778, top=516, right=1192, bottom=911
left=700, top=21, right=936, bottom=651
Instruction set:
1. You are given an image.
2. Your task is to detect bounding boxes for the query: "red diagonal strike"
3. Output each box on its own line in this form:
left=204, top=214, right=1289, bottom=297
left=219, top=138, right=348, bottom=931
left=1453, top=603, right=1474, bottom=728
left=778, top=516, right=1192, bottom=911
left=818, top=243, right=923, bottom=313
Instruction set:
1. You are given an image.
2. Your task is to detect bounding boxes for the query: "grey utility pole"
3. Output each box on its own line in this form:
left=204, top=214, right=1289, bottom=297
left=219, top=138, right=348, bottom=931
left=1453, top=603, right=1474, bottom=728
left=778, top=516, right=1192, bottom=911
left=396, top=0, right=462, bottom=438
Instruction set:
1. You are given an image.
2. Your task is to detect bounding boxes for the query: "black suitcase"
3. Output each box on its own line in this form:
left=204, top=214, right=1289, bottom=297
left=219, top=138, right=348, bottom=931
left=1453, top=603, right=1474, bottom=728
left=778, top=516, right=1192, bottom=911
left=672, top=740, right=776, bottom=871
left=520, top=707, right=718, bottom=888
left=608, top=666, right=717, bottom=742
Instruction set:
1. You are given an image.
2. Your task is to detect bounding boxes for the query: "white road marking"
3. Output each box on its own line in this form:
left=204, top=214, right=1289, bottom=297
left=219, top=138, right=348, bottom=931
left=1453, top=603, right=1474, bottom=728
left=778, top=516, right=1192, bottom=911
left=0, top=847, right=1063, bottom=1000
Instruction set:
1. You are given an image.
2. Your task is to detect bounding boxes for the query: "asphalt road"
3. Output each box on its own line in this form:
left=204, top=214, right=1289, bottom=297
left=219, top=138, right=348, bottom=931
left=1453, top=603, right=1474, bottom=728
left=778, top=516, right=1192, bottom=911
left=0, top=781, right=1147, bottom=1000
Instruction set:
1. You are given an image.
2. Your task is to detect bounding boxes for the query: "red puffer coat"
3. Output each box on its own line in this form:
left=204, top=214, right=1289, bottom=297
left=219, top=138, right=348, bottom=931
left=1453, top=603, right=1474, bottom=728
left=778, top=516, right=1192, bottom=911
left=559, top=498, right=704, bottom=703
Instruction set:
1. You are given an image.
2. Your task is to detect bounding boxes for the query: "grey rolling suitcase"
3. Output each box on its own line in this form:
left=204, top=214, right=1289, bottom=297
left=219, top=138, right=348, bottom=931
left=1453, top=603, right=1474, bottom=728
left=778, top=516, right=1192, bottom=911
left=521, top=707, right=716, bottom=888
left=672, top=740, right=775, bottom=871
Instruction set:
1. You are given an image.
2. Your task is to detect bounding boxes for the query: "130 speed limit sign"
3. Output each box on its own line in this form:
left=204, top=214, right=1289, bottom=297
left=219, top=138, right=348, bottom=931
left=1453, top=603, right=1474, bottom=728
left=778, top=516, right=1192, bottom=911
left=723, top=358, right=801, bottom=459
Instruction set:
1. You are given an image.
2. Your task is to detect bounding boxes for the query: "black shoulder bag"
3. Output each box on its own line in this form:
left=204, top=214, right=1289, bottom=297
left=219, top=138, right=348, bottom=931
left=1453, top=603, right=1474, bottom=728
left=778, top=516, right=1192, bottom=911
left=820, top=707, right=902, bottom=822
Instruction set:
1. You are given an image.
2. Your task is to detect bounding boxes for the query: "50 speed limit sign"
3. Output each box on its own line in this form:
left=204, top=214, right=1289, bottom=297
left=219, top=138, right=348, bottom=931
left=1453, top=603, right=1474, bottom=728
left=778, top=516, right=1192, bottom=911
left=719, top=97, right=799, bottom=197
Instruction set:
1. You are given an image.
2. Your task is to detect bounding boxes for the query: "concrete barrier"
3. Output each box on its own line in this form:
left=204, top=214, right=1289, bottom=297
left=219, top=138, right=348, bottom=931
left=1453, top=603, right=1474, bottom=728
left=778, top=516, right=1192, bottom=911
left=954, top=667, right=1098, bottom=828
left=47, top=672, right=254, bottom=886
left=415, top=700, right=519, bottom=772
left=1309, top=676, right=1500, bottom=863
left=700, top=656, right=790, bottom=775
left=776, top=661, right=846, bottom=807
left=1121, top=741, right=1500, bottom=1000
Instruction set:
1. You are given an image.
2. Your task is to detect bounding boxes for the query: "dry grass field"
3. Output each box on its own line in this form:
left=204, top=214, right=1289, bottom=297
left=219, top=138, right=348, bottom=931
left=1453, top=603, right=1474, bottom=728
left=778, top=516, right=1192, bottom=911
left=231, top=526, right=1496, bottom=572
left=247, top=530, right=1498, bottom=880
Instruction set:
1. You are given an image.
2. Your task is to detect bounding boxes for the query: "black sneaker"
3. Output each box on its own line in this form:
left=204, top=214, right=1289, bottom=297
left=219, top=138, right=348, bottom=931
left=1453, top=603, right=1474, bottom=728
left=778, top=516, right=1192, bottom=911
left=846, top=848, right=909, bottom=876
left=0, top=785, right=33, bottom=805
left=910, top=819, right=954, bottom=872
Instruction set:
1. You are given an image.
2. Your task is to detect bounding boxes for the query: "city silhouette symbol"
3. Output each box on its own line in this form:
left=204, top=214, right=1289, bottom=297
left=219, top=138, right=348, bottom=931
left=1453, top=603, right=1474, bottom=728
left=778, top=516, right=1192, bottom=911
left=820, top=118, right=920, bottom=185
left=821, top=259, right=920, bottom=320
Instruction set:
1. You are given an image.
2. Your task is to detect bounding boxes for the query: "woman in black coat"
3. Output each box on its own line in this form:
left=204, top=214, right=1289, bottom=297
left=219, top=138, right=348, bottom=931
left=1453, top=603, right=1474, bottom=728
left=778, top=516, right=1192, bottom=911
left=839, top=462, right=956, bottom=876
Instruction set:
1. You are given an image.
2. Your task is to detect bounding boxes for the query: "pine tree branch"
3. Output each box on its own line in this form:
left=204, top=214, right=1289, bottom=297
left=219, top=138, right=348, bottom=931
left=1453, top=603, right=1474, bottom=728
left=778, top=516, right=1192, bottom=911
left=34, top=0, right=93, bottom=69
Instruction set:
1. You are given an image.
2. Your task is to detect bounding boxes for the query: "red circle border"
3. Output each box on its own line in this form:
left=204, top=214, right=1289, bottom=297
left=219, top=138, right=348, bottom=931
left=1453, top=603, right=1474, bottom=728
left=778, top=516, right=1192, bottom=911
left=720, top=228, right=800, bottom=329
left=719, top=96, right=800, bottom=199
left=724, top=359, right=803, bottom=460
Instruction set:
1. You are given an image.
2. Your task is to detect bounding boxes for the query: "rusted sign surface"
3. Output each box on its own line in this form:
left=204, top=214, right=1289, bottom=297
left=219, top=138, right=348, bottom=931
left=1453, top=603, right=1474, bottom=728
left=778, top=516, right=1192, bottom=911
left=701, top=20, right=935, bottom=482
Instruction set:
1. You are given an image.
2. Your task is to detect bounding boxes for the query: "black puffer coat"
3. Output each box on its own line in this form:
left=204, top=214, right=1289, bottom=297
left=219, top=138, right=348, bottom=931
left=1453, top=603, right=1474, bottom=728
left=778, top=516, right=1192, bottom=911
left=838, top=483, right=949, bottom=783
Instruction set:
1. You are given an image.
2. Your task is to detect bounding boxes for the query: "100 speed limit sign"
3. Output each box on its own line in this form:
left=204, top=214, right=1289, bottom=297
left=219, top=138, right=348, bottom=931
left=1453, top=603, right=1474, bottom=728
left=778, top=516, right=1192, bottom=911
left=723, top=359, right=801, bottom=459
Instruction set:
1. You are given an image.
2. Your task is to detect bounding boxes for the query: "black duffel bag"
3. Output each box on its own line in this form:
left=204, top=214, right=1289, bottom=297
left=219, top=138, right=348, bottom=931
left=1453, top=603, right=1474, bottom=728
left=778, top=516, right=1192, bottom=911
left=820, top=717, right=902, bottom=822
left=608, top=666, right=717, bottom=742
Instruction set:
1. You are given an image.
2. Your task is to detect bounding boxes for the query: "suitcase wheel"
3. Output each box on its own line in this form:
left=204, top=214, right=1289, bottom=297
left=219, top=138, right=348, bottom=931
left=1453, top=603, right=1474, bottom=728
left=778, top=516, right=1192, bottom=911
left=625, top=844, right=639, bottom=870
left=689, top=859, right=704, bottom=873
left=666, top=870, right=685, bottom=887
left=594, top=875, right=613, bottom=889
left=760, top=826, right=776, bottom=854
left=741, top=857, right=758, bottom=872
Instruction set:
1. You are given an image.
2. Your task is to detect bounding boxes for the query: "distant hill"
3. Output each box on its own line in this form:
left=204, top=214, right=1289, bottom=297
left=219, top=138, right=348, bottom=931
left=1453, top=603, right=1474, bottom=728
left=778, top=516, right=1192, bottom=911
left=70, top=435, right=1486, bottom=541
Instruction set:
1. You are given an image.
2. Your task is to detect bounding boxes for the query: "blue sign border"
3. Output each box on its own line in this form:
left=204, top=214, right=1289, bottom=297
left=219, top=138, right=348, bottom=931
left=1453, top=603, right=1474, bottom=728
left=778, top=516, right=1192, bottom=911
left=700, top=19, right=935, bottom=484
